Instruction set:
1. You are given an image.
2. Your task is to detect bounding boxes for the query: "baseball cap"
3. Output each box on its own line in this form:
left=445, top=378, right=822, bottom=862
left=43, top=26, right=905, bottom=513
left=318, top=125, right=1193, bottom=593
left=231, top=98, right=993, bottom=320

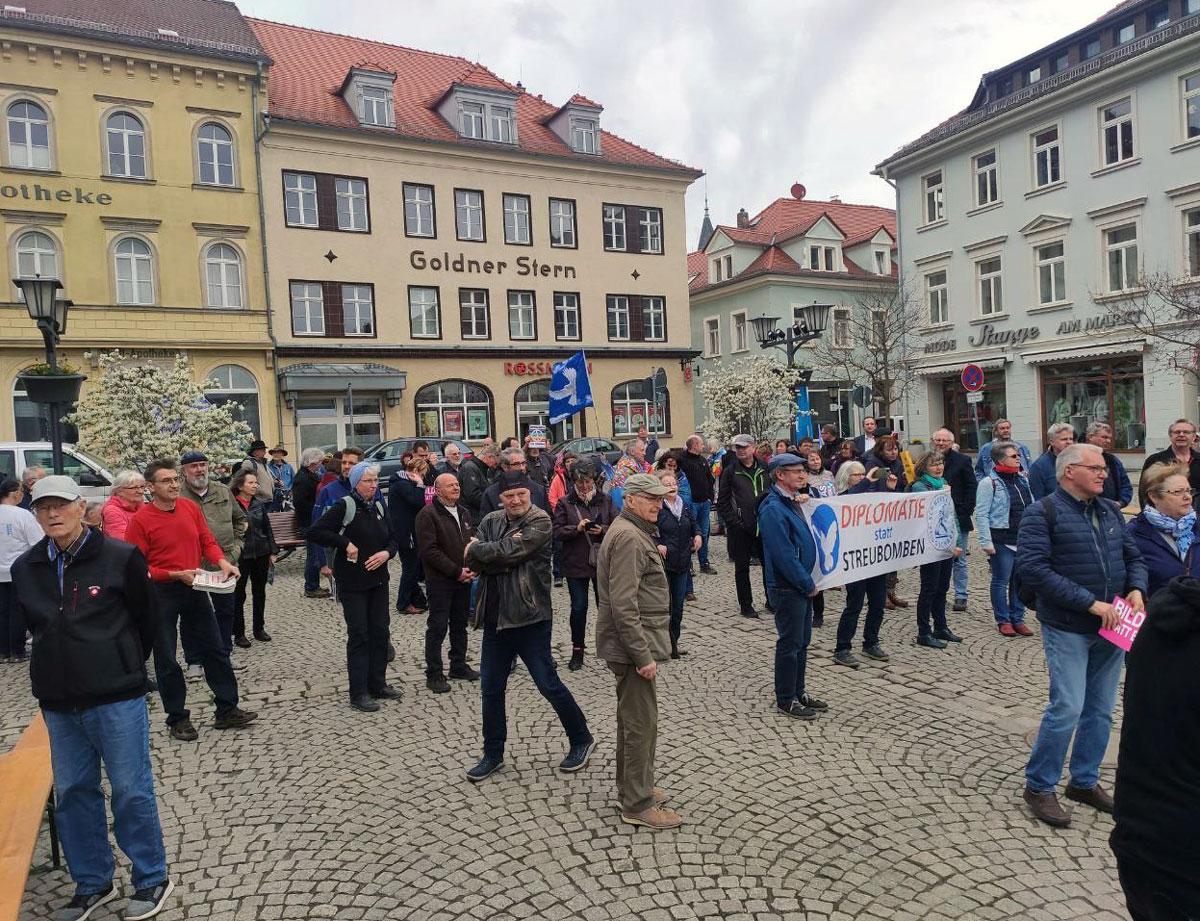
left=731, top=434, right=754, bottom=448
left=768, top=452, right=806, bottom=472
left=622, top=473, right=670, bottom=497
left=30, top=475, right=82, bottom=505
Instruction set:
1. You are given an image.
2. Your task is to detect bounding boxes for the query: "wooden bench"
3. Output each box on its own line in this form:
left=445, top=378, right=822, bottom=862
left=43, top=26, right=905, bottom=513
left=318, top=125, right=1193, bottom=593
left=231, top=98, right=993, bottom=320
left=268, top=511, right=305, bottom=563
left=0, top=714, right=60, bottom=921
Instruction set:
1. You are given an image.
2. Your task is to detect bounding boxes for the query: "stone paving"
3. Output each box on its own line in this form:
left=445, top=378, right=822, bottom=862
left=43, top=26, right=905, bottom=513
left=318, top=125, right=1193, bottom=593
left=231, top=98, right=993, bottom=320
left=3, top=539, right=1131, bottom=921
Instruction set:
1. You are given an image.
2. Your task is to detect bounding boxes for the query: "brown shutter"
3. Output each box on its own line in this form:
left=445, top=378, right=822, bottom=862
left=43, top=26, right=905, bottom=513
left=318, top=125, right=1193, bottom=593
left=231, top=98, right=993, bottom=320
left=322, top=281, right=344, bottom=338
left=316, top=174, right=339, bottom=232
left=629, top=295, right=645, bottom=342
left=626, top=207, right=642, bottom=254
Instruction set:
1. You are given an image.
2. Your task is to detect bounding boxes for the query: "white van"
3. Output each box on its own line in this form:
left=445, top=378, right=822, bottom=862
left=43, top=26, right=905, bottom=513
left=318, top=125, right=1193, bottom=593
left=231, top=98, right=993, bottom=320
left=0, top=442, right=117, bottom=498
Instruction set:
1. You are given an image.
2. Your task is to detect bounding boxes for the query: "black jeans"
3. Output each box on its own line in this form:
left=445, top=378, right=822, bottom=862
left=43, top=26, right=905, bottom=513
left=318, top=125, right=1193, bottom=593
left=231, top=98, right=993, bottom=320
left=727, top=525, right=766, bottom=611
left=1117, top=851, right=1200, bottom=921
left=916, top=558, right=953, bottom=638
left=812, top=591, right=825, bottom=622
left=234, top=554, right=271, bottom=637
left=566, top=576, right=598, bottom=650
left=0, top=581, right=25, bottom=658
left=771, top=585, right=813, bottom=708
left=480, top=619, right=590, bottom=760
left=836, top=574, right=887, bottom=652
left=151, top=582, right=240, bottom=726
left=395, top=546, right=423, bottom=610
left=340, top=583, right=391, bottom=700
left=424, top=576, right=469, bottom=678
left=667, top=569, right=688, bottom=646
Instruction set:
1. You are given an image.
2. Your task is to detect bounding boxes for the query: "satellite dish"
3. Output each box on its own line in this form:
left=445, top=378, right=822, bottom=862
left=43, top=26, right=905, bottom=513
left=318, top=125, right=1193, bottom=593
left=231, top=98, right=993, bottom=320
left=790, top=183, right=807, bottom=201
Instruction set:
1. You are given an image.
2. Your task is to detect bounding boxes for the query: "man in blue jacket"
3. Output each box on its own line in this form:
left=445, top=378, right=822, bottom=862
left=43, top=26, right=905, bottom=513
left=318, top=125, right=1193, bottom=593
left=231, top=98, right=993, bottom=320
left=1028, top=422, right=1075, bottom=500
left=1016, top=443, right=1147, bottom=829
left=1085, top=422, right=1132, bottom=508
left=758, top=454, right=827, bottom=721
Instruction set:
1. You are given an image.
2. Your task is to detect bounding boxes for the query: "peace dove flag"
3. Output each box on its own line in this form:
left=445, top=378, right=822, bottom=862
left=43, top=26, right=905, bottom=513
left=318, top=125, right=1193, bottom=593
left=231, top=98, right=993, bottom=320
left=548, top=350, right=594, bottom=424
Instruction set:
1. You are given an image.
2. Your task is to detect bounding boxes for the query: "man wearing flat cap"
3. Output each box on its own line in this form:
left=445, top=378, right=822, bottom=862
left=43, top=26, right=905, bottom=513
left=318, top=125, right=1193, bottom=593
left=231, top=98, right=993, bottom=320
left=758, top=454, right=828, bottom=721
left=717, top=433, right=769, bottom=618
left=596, top=473, right=681, bottom=829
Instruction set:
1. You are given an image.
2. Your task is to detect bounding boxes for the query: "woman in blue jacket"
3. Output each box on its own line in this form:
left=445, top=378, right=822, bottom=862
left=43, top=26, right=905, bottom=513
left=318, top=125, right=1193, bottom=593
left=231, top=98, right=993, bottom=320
left=975, top=440, right=1035, bottom=637
left=654, top=469, right=700, bottom=659
left=1127, top=463, right=1199, bottom=598
left=908, top=452, right=963, bottom=649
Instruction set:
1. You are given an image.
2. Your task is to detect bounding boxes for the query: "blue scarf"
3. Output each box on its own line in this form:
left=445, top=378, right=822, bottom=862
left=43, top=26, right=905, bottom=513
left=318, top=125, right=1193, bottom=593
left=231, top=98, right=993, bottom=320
left=1144, top=506, right=1196, bottom=558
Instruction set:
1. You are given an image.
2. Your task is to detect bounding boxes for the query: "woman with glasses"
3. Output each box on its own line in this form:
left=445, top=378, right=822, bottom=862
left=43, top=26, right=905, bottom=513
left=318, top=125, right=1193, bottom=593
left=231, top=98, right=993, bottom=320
left=1127, top=463, right=1199, bottom=598
left=653, top=469, right=700, bottom=660
left=975, top=440, right=1035, bottom=637
left=101, top=470, right=147, bottom=541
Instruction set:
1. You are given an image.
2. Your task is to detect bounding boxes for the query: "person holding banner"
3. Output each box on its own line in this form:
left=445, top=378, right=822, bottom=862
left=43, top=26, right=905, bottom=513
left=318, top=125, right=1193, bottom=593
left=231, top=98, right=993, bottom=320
left=907, top=453, right=963, bottom=649
left=975, top=441, right=1035, bottom=636
left=864, top=437, right=910, bottom=610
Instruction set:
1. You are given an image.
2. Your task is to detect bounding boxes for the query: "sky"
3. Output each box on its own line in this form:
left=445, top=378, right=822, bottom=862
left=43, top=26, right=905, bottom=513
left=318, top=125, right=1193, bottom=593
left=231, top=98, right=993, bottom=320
left=237, top=0, right=1118, bottom=249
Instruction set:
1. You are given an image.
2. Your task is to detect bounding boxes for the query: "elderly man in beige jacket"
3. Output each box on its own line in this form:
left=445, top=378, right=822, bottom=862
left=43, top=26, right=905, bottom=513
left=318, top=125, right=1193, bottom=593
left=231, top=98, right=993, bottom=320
left=595, top=473, right=680, bottom=829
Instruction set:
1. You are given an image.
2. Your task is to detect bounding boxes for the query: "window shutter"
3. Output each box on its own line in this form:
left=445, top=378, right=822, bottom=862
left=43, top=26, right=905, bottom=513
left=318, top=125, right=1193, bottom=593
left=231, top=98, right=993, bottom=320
left=322, top=281, right=344, bottom=337
left=316, top=174, right=339, bottom=232
left=629, top=295, right=645, bottom=342
left=627, top=207, right=642, bottom=254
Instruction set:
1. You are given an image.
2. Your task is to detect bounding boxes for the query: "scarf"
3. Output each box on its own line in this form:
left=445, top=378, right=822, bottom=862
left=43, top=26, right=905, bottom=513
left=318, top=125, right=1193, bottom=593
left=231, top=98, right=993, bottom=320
left=920, top=474, right=946, bottom=490
left=666, top=495, right=684, bottom=518
left=995, top=462, right=1021, bottom=475
left=1144, top=506, right=1196, bottom=558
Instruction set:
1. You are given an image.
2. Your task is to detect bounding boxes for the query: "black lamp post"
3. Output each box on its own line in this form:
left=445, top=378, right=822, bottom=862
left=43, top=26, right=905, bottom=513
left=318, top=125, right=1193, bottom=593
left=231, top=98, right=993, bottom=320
left=751, top=301, right=832, bottom=441
left=14, top=274, right=76, bottom=474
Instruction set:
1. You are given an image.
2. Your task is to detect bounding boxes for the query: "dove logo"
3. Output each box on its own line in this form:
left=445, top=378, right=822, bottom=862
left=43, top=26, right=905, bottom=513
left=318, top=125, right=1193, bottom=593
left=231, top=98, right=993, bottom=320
left=810, top=504, right=840, bottom=575
left=926, top=493, right=956, bottom=552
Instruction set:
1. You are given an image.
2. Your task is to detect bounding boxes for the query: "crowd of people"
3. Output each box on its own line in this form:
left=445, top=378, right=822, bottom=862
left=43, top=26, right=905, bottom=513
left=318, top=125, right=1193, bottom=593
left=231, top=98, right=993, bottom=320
left=2, top=414, right=1199, bottom=920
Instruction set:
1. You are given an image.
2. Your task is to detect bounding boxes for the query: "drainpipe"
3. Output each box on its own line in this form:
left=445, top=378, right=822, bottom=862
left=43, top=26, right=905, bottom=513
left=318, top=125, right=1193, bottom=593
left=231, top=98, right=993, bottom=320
left=881, top=173, right=912, bottom=443
left=252, top=61, right=285, bottom=446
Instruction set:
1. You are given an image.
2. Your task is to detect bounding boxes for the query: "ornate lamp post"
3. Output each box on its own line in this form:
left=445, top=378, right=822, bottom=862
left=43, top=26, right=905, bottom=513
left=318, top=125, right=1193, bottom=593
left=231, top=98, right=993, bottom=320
left=750, top=301, right=832, bottom=441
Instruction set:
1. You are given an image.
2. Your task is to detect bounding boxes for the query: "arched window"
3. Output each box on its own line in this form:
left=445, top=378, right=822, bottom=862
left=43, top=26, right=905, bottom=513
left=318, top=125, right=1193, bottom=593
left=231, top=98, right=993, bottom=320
left=105, top=112, right=147, bottom=178
left=196, top=122, right=234, bottom=186
left=13, top=377, right=78, bottom=442
left=113, top=236, right=155, bottom=305
left=204, top=364, right=260, bottom=436
left=6, top=100, right=50, bottom=169
left=611, top=379, right=669, bottom=437
left=514, top=378, right=580, bottom=443
left=14, top=230, right=58, bottom=280
left=415, top=379, right=492, bottom=441
left=203, top=242, right=243, bottom=308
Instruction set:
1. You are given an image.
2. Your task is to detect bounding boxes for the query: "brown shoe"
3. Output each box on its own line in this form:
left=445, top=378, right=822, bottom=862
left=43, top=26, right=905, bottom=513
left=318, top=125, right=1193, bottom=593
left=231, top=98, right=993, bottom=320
left=653, top=787, right=669, bottom=806
left=621, top=805, right=682, bottom=829
left=1023, top=787, right=1072, bottom=827
left=888, top=594, right=910, bottom=608
left=1013, top=623, right=1034, bottom=637
left=401, top=604, right=423, bottom=615
left=1064, top=783, right=1114, bottom=813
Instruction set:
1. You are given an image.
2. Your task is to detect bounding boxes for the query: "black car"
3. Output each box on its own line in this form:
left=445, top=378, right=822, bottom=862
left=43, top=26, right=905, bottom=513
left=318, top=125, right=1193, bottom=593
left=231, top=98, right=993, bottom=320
left=365, top=438, right=473, bottom=491
left=549, top=436, right=623, bottom=467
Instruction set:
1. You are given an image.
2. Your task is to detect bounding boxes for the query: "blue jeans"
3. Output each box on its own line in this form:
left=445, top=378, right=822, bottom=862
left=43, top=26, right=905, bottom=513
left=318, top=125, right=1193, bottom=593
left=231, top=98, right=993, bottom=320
left=304, top=540, right=324, bottom=592
left=988, top=544, right=1026, bottom=625
left=1026, top=624, right=1124, bottom=792
left=952, top=528, right=969, bottom=600
left=43, top=697, right=168, bottom=895
left=667, top=569, right=688, bottom=646
left=835, top=575, right=886, bottom=652
left=480, top=619, right=590, bottom=760
left=770, top=585, right=812, bottom=707
left=691, top=500, right=712, bottom=569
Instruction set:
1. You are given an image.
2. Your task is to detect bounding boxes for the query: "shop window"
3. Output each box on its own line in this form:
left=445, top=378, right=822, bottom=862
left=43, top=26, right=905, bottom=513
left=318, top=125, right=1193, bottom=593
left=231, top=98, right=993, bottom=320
left=515, top=379, right=579, bottom=443
left=415, top=380, right=492, bottom=441
left=205, top=364, right=260, bottom=436
left=941, top=376, right=1006, bottom=452
left=6, top=99, right=51, bottom=169
left=1041, top=357, right=1145, bottom=451
left=611, top=379, right=669, bottom=437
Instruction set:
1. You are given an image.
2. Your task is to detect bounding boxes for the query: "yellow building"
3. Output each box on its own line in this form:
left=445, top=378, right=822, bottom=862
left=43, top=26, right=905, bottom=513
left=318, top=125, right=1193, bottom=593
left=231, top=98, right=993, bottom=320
left=250, top=19, right=702, bottom=455
left=0, top=1, right=278, bottom=448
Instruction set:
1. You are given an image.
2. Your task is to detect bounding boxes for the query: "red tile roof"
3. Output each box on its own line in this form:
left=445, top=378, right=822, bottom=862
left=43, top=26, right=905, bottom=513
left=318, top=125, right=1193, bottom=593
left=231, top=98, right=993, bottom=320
left=742, top=245, right=801, bottom=276
left=749, top=198, right=897, bottom=242
left=567, top=93, right=603, bottom=109
left=687, top=251, right=709, bottom=292
left=248, top=18, right=699, bottom=176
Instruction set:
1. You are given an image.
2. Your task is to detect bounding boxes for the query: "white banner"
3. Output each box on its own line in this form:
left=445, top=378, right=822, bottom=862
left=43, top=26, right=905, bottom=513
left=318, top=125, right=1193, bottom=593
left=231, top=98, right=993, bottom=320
left=798, top=488, right=958, bottom=590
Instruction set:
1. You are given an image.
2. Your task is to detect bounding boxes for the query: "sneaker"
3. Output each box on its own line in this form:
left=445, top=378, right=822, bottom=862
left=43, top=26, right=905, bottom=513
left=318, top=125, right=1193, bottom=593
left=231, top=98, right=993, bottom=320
left=933, top=629, right=963, bottom=643
left=558, top=737, right=596, bottom=772
left=213, top=707, right=258, bottom=729
left=998, top=623, right=1017, bottom=637
left=465, top=755, right=504, bottom=783
left=448, top=664, right=480, bottom=681
left=1012, top=623, right=1034, bottom=637
left=700, top=565, right=718, bottom=575
left=833, top=649, right=860, bottom=669
left=567, top=649, right=584, bottom=671
left=228, top=654, right=248, bottom=672
left=799, top=694, right=829, bottom=712
left=52, top=883, right=117, bottom=921
left=427, top=675, right=451, bottom=694
left=371, top=685, right=402, bottom=700
left=952, top=598, right=968, bottom=612
left=233, top=635, right=252, bottom=649
left=304, top=587, right=332, bottom=599
left=777, top=700, right=818, bottom=720
left=916, top=634, right=948, bottom=649
left=124, top=879, right=174, bottom=920
left=184, top=663, right=203, bottom=682
left=684, top=592, right=697, bottom=603
left=168, top=719, right=198, bottom=742
left=349, top=695, right=380, bottom=713
left=862, top=644, right=890, bottom=662
left=1023, top=787, right=1071, bottom=827
left=620, top=806, right=683, bottom=829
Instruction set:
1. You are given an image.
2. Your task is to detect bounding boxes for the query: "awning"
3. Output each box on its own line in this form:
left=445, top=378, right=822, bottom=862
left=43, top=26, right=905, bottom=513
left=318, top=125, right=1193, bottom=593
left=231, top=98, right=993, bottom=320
left=278, top=362, right=407, bottom=393
left=1021, top=339, right=1145, bottom=365
left=913, top=356, right=1008, bottom=378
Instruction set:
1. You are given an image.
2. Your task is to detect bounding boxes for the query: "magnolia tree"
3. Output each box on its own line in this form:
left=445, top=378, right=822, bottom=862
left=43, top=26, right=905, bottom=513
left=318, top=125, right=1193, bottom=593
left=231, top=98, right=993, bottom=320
left=65, top=350, right=252, bottom=471
left=698, top=355, right=802, bottom=444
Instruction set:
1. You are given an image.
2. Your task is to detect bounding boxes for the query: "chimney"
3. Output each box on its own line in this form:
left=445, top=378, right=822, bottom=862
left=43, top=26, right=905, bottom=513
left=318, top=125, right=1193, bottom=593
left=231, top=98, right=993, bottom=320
left=736, top=208, right=750, bottom=229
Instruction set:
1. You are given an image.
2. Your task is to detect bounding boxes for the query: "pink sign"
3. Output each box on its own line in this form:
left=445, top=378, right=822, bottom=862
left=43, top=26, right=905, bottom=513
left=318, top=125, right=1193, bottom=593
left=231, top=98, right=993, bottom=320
left=1098, top=595, right=1144, bottom=652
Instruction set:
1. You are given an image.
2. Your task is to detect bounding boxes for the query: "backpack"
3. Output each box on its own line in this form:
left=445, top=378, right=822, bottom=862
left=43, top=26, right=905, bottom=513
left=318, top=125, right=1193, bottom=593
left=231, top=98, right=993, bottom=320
left=1012, top=497, right=1055, bottom=608
left=338, top=494, right=385, bottom=535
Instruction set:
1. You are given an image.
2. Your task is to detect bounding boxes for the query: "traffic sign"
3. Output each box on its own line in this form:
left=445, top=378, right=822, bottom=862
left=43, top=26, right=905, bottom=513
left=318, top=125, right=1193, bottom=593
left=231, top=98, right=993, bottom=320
left=966, top=391, right=984, bottom=404
left=961, top=363, right=985, bottom=392
left=852, top=384, right=873, bottom=408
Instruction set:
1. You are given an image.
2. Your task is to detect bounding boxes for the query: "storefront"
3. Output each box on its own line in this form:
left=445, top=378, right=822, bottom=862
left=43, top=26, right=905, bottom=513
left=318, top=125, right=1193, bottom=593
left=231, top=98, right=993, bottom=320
left=940, top=372, right=1008, bottom=452
left=1027, top=349, right=1146, bottom=451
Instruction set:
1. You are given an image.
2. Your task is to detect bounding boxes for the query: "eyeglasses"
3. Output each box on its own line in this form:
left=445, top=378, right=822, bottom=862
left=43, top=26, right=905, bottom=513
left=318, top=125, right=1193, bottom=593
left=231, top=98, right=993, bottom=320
left=1157, top=487, right=1193, bottom=497
left=1170, top=429, right=1196, bottom=437
left=153, top=476, right=180, bottom=485
left=1003, top=454, right=1020, bottom=461
left=1069, top=464, right=1108, bottom=475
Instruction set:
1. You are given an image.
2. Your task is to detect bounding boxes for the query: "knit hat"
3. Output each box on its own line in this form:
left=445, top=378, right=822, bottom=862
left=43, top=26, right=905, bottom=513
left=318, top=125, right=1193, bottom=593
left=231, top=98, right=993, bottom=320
left=348, top=460, right=374, bottom=490
left=496, top=470, right=534, bottom=494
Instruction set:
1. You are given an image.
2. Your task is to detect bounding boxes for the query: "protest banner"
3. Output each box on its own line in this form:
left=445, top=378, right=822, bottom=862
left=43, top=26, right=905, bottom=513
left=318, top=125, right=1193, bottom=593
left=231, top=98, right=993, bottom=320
left=527, top=424, right=548, bottom=449
left=1098, top=595, right=1144, bottom=651
left=799, top=488, right=957, bottom=590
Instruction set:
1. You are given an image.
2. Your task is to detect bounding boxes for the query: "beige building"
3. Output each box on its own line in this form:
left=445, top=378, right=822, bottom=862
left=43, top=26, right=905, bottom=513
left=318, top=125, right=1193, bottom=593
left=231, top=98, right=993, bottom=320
left=250, top=19, right=701, bottom=454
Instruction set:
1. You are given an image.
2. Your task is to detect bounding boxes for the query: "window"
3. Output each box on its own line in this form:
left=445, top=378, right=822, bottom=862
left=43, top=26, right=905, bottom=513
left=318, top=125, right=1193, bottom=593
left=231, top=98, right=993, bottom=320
left=460, top=102, right=485, bottom=139
left=1101, top=97, right=1135, bottom=166
left=409, top=286, right=441, bottom=338
left=114, top=237, right=154, bottom=305
left=459, top=288, right=489, bottom=339
left=14, top=230, right=58, bottom=284
left=570, top=116, right=598, bottom=154
left=1149, top=4, right=1170, bottom=29
left=105, top=112, right=146, bottom=178
left=1116, top=21, right=1135, bottom=44
left=723, top=254, right=732, bottom=278
left=1187, top=209, right=1200, bottom=277
left=1032, top=126, right=1061, bottom=188
left=640, top=208, right=663, bottom=254
left=1082, top=37, right=1101, bottom=60
left=923, top=171, right=944, bottom=223
left=704, top=317, right=720, bottom=356
left=404, top=183, right=436, bottom=237
left=874, top=250, right=889, bottom=274
left=204, top=364, right=260, bottom=436
left=1052, top=51, right=1070, bottom=74
left=809, top=245, right=836, bottom=271
left=1183, top=72, right=1200, bottom=140
left=832, top=308, right=852, bottom=348
left=926, top=271, right=948, bottom=324
left=732, top=312, right=748, bottom=351
left=342, top=284, right=374, bottom=336
left=1105, top=224, right=1139, bottom=292
left=553, top=292, right=580, bottom=340
left=1040, top=357, right=1144, bottom=451
left=977, top=256, right=1003, bottom=315
left=6, top=100, right=50, bottom=169
left=712, top=259, right=722, bottom=282
left=360, top=85, right=391, bottom=126
left=455, top=189, right=485, bottom=241
left=203, top=242, right=243, bottom=309
left=603, top=205, right=626, bottom=250
left=196, top=122, right=234, bottom=186
left=549, top=198, right=576, bottom=247
left=642, top=296, right=665, bottom=341
left=607, top=295, right=631, bottom=340
left=1027, top=66, right=1042, bottom=85
left=335, top=178, right=369, bottom=232
left=1035, top=241, right=1066, bottom=305
left=284, top=172, right=318, bottom=227
left=490, top=106, right=515, bottom=143
left=507, top=290, right=536, bottom=339
left=296, top=395, right=382, bottom=452
left=290, top=282, right=324, bottom=335
left=503, top=193, right=531, bottom=245
left=611, top=380, right=668, bottom=437
left=415, top=380, right=492, bottom=441
left=973, top=149, right=999, bottom=206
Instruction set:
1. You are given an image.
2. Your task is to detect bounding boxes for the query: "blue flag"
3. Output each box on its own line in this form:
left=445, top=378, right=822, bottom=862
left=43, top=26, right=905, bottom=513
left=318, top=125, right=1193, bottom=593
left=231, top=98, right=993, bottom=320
left=549, top=350, right=594, bottom=424
left=794, top=383, right=814, bottom=441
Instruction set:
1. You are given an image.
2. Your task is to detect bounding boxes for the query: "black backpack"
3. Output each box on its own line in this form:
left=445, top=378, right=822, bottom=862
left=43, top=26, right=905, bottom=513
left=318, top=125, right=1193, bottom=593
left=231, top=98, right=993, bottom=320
left=1013, top=498, right=1056, bottom=609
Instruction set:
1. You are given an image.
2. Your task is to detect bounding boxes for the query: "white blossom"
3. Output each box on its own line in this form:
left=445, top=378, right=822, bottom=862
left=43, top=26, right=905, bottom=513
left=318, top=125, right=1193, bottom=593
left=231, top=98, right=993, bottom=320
left=698, top=356, right=802, bottom=444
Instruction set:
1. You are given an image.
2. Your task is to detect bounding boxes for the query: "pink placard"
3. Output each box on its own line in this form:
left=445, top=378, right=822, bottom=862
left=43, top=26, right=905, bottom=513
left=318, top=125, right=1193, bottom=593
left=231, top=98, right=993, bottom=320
left=1098, top=594, right=1144, bottom=652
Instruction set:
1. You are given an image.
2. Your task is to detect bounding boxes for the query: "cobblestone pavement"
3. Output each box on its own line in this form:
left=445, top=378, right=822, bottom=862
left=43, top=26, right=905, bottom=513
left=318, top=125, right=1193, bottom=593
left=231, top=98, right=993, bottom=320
left=3, top=538, right=1131, bottom=921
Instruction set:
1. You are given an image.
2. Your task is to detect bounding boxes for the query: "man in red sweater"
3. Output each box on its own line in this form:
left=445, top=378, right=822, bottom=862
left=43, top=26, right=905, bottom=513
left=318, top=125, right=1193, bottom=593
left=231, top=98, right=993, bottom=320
left=126, top=458, right=257, bottom=741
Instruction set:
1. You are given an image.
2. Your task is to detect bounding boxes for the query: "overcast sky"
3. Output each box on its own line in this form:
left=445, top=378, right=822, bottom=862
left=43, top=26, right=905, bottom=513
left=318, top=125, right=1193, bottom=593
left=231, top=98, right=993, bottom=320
left=238, top=0, right=1116, bottom=249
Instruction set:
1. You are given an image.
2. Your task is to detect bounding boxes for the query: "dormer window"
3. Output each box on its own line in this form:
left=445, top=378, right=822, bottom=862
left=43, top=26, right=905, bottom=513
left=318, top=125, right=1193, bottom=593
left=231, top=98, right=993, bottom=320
left=460, top=102, right=485, bottom=139
left=809, top=245, right=837, bottom=271
left=340, top=67, right=396, bottom=129
left=439, top=86, right=519, bottom=144
left=489, top=105, right=515, bottom=143
left=360, top=86, right=391, bottom=127
left=547, top=96, right=603, bottom=155
left=570, top=116, right=598, bottom=154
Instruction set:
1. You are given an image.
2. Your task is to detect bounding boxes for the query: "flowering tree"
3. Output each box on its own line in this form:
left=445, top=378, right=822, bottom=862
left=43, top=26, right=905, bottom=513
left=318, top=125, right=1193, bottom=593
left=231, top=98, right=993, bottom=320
left=698, top=355, right=802, bottom=443
left=65, top=350, right=252, bottom=470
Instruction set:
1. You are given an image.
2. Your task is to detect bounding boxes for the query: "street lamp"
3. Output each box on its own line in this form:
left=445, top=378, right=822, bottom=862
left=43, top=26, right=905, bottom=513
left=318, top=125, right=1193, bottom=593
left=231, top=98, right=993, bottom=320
left=14, top=274, right=75, bottom=473
left=752, top=300, right=832, bottom=441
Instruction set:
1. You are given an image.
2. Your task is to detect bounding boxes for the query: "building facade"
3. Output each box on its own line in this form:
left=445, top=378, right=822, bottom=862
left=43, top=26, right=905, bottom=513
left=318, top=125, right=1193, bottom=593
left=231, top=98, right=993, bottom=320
left=0, top=0, right=279, bottom=449
left=250, top=19, right=701, bottom=455
left=877, top=0, right=1200, bottom=458
left=688, top=189, right=897, bottom=437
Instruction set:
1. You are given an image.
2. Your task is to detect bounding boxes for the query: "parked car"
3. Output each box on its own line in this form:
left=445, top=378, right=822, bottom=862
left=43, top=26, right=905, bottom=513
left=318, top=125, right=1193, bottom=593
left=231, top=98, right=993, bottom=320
left=0, top=442, right=117, bottom=498
left=364, top=437, right=473, bottom=491
left=549, top=436, right=623, bottom=467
